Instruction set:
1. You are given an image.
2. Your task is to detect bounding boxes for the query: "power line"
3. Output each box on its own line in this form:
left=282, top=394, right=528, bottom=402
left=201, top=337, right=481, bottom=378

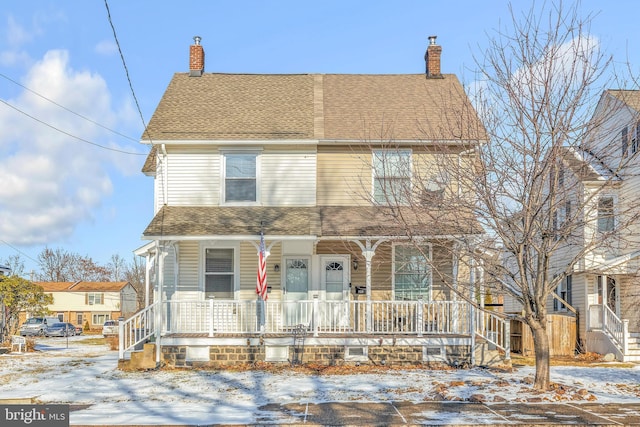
left=0, top=72, right=139, bottom=143
left=103, top=0, right=154, bottom=144
left=0, top=98, right=146, bottom=156
left=0, top=239, right=40, bottom=266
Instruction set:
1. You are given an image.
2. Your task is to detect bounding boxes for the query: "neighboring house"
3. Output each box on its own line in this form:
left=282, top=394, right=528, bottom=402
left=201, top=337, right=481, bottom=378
left=128, top=36, right=503, bottom=368
left=549, top=90, right=640, bottom=361
left=543, top=90, right=640, bottom=362
left=34, top=281, right=138, bottom=330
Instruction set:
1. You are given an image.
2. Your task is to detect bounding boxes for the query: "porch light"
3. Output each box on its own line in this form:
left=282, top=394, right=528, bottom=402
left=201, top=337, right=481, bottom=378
left=274, top=264, right=280, bottom=272
left=352, top=259, right=359, bottom=270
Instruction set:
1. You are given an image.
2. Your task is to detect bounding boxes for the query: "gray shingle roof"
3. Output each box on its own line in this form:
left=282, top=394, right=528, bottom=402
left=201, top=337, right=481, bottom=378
left=142, top=206, right=480, bottom=239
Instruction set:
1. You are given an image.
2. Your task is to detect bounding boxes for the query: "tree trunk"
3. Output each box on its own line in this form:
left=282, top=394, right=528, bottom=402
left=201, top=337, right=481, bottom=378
left=531, top=322, right=551, bottom=390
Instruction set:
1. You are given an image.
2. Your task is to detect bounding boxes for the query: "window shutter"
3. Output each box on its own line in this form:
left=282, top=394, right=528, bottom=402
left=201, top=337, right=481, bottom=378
left=85, top=293, right=88, bottom=304
left=101, top=293, right=104, bottom=304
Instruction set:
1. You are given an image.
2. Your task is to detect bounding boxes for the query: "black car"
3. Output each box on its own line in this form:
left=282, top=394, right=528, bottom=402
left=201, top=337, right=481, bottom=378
left=45, top=322, right=76, bottom=337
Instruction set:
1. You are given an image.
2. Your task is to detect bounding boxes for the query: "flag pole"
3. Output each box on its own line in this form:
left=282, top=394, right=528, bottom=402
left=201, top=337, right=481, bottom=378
left=257, top=221, right=268, bottom=332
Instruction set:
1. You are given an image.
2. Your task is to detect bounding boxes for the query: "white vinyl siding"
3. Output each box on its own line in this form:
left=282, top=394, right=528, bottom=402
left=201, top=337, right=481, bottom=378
left=165, top=146, right=220, bottom=206
left=160, top=146, right=315, bottom=207
left=261, top=148, right=316, bottom=205
left=177, top=241, right=199, bottom=292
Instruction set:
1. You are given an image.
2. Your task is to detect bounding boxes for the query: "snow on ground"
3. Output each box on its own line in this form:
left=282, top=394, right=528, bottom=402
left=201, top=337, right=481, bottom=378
left=0, top=335, right=639, bottom=425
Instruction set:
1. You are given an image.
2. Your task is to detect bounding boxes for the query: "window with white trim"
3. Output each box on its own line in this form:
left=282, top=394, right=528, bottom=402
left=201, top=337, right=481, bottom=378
left=373, top=149, right=411, bottom=205
left=622, top=126, right=629, bottom=158
left=597, top=196, right=615, bottom=233
left=223, top=153, right=258, bottom=203
left=205, top=248, right=235, bottom=299
left=92, top=313, right=110, bottom=326
left=393, top=244, right=431, bottom=300
left=87, top=293, right=103, bottom=305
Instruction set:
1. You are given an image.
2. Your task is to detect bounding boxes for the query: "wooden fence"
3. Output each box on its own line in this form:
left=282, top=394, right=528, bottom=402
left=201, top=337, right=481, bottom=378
left=510, top=313, right=576, bottom=356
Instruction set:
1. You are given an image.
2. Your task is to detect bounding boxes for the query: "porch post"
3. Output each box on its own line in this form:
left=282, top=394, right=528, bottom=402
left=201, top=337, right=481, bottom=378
left=601, top=276, right=607, bottom=331
left=469, top=258, right=476, bottom=366
left=155, top=245, right=165, bottom=364
left=417, top=296, right=424, bottom=338
left=144, top=253, right=151, bottom=308
left=363, top=248, right=375, bottom=333
left=451, top=245, right=459, bottom=332
left=623, top=319, right=629, bottom=356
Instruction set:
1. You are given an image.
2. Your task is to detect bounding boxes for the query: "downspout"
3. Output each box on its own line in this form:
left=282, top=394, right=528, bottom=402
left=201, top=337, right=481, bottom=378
left=160, top=144, right=168, bottom=206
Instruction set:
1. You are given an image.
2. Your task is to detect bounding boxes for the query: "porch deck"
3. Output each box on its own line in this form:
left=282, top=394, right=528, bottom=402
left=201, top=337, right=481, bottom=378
left=119, top=299, right=510, bottom=361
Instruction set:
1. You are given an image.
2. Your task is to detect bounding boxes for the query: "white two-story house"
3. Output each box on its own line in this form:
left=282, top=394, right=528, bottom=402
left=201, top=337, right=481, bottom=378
left=128, top=36, right=506, bottom=368
left=546, top=90, right=640, bottom=362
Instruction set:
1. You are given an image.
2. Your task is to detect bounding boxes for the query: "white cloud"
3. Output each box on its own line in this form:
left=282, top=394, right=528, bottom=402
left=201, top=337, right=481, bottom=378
left=0, top=49, right=137, bottom=246
left=95, top=39, right=118, bottom=56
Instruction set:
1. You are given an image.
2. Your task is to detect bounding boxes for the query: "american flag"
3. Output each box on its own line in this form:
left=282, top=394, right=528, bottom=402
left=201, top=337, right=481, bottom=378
left=257, top=230, right=268, bottom=301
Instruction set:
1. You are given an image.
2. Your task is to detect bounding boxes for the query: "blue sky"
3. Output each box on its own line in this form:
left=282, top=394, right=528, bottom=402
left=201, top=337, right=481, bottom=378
left=1, top=1, right=639, bottom=276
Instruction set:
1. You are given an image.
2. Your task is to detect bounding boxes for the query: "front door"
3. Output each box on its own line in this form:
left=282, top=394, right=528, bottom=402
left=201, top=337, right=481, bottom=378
left=283, top=257, right=310, bottom=326
left=321, top=257, right=350, bottom=329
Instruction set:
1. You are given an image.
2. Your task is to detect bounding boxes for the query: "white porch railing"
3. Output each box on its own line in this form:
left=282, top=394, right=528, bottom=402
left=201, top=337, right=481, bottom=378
left=119, top=302, right=157, bottom=360
left=588, top=304, right=629, bottom=355
left=118, top=299, right=511, bottom=361
left=159, top=299, right=474, bottom=337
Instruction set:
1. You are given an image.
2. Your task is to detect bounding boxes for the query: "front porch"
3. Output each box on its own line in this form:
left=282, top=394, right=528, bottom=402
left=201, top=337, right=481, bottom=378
left=118, top=298, right=511, bottom=368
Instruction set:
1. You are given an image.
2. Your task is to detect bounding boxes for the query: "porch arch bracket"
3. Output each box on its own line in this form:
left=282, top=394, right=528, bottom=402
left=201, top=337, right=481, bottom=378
left=350, top=238, right=388, bottom=333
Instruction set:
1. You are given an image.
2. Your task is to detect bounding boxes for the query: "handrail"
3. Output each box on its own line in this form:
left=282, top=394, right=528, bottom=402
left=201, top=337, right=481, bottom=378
left=119, top=302, right=158, bottom=360
left=474, top=308, right=510, bottom=360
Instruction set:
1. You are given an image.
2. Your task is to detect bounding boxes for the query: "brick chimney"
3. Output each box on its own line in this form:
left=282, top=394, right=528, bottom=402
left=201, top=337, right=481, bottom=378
left=424, top=35, right=442, bottom=78
left=189, top=36, right=204, bottom=77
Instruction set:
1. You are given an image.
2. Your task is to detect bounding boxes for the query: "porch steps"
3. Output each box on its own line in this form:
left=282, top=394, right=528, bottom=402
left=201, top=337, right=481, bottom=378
left=627, top=333, right=640, bottom=362
left=118, top=343, right=158, bottom=370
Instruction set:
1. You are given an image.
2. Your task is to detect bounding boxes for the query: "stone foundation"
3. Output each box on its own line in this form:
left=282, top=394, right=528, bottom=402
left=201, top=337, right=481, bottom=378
left=160, top=343, right=474, bottom=369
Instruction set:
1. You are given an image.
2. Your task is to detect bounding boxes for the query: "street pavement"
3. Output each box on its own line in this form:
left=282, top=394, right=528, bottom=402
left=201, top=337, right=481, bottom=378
left=76, top=401, right=640, bottom=426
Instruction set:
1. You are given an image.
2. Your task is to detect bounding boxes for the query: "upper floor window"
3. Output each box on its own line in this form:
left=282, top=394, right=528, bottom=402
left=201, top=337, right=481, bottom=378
left=597, top=195, right=615, bottom=233
left=87, top=293, right=103, bottom=305
left=632, top=123, right=640, bottom=155
left=621, top=126, right=629, bottom=158
left=223, top=153, right=258, bottom=203
left=372, top=149, right=412, bottom=205
left=393, top=244, right=431, bottom=301
left=205, top=248, right=235, bottom=299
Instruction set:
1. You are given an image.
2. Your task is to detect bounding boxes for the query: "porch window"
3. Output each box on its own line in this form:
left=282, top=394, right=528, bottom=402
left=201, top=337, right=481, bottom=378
left=373, top=149, right=411, bottom=205
left=597, top=196, right=615, bottom=233
left=205, top=248, right=235, bottom=299
left=393, top=245, right=431, bottom=300
left=223, top=153, right=258, bottom=203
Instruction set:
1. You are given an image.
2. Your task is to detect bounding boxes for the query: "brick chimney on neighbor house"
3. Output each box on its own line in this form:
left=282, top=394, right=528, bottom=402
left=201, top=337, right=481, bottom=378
left=189, top=36, right=204, bottom=77
left=425, top=35, right=442, bottom=78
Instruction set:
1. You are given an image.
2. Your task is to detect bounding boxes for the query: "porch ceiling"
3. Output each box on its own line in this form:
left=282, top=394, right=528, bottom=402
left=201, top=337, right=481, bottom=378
left=142, top=206, right=481, bottom=239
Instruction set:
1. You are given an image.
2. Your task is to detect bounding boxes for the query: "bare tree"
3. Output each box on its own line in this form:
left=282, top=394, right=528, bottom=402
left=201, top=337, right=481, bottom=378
left=373, top=2, right=640, bottom=391
left=0, top=254, right=25, bottom=278
left=123, top=256, right=147, bottom=310
left=107, top=254, right=128, bottom=281
left=36, top=248, right=110, bottom=282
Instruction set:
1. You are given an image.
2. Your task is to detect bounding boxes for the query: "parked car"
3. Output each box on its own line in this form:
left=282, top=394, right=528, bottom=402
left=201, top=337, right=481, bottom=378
left=45, top=322, right=76, bottom=337
left=19, top=317, right=60, bottom=336
left=102, top=320, right=118, bottom=337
